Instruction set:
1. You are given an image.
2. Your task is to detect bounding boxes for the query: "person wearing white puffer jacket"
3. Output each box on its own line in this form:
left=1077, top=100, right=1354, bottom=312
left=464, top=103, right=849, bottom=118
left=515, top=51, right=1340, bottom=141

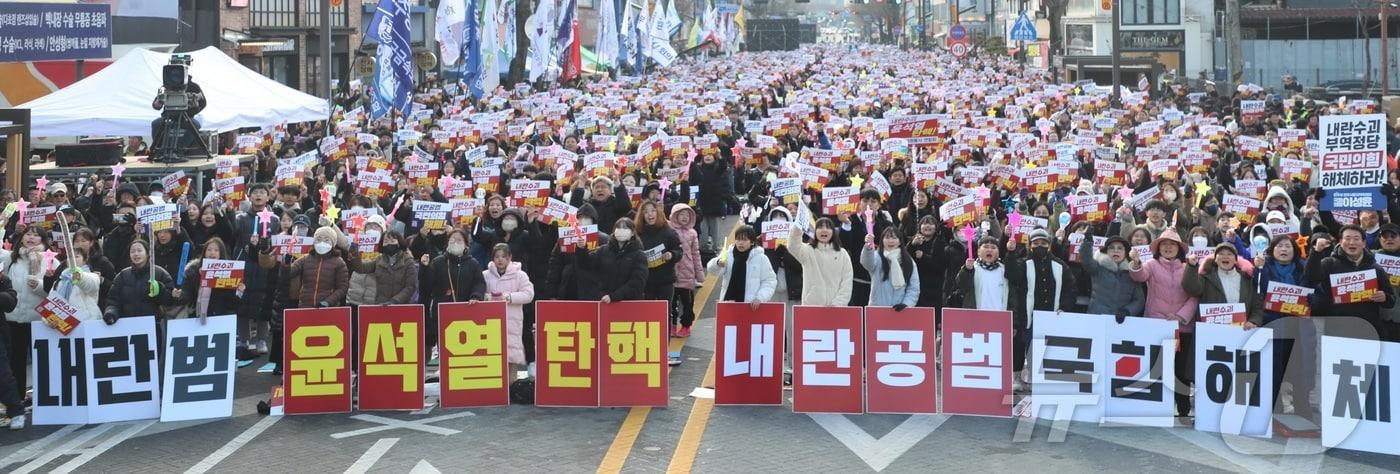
left=2, top=227, right=55, bottom=401
left=706, top=225, right=778, bottom=308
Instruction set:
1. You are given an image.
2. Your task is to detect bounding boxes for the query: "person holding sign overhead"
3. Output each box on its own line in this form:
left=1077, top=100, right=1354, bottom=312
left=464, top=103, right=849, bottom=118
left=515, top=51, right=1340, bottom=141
left=786, top=217, right=852, bottom=307
left=1305, top=224, right=1397, bottom=340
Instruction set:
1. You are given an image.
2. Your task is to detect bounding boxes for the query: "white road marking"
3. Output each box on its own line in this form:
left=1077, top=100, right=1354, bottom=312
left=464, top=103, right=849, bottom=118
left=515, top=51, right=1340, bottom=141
left=183, top=416, right=282, bottom=474
left=51, top=420, right=157, bottom=474
left=0, top=424, right=80, bottom=469
left=329, top=412, right=473, bottom=439
left=343, top=438, right=399, bottom=474
left=10, top=424, right=114, bottom=474
left=808, top=414, right=949, bottom=472
left=409, top=459, right=442, bottom=474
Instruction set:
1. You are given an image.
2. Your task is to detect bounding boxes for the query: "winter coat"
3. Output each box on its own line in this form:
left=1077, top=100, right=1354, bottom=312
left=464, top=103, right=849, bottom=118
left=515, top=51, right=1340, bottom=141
left=638, top=222, right=682, bottom=289
left=1079, top=236, right=1146, bottom=318
left=706, top=246, right=778, bottom=303
left=1254, top=257, right=1311, bottom=324
left=287, top=249, right=351, bottom=308
left=0, top=274, right=17, bottom=314
left=785, top=224, right=853, bottom=306
left=52, top=268, right=102, bottom=321
left=1130, top=257, right=1199, bottom=331
left=348, top=251, right=419, bottom=305
left=179, top=259, right=240, bottom=318
left=586, top=236, right=648, bottom=301
left=1183, top=259, right=1265, bottom=326
left=861, top=247, right=921, bottom=307
left=906, top=232, right=946, bottom=307
left=569, top=186, right=633, bottom=234
left=692, top=161, right=731, bottom=218
left=670, top=204, right=703, bottom=290
left=2, top=247, right=51, bottom=323
left=1005, top=252, right=1077, bottom=330
left=105, top=263, right=176, bottom=320
left=1305, top=245, right=1398, bottom=329
left=484, top=261, right=534, bottom=365
left=152, top=232, right=191, bottom=281
left=424, top=253, right=487, bottom=307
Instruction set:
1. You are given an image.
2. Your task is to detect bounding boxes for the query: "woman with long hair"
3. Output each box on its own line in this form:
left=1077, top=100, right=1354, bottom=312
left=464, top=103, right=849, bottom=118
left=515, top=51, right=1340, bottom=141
left=785, top=217, right=852, bottom=306
left=862, top=227, right=920, bottom=309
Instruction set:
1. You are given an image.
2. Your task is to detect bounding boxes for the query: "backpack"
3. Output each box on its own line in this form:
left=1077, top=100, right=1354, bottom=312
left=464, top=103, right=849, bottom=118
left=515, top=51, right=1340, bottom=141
left=509, top=378, right=535, bottom=405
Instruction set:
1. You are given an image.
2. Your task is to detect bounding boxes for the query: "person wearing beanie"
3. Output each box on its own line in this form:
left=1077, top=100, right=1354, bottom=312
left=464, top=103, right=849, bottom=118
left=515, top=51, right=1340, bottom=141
left=287, top=226, right=350, bottom=308
left=1183, top=243, right=1263, bottom=328
left=1004, top=227, right=1076, bottom=392
left=1080, top=231, right=1145, bottom=322
left=1130, top=228, right=1199, bottom=417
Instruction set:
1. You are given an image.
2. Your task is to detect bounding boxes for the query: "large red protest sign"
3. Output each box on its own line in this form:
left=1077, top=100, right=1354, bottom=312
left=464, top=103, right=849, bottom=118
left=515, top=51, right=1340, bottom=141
left=284, top=307, right=353, bottom=414
left=792, top=305, right=863, bottom=414
left=715, top=302, right=785, bottom=406
left=357, top=305, right=425, bottom=411
left=438, top=301, right=510, bottom=408
left=536, top=301, right=600, bottom=407
left=941, top=308, right=1013, bottom=417
left=864, top=307, right=938, bottom=414
left=600, top=301, right=669, bottom=407
left=886, top=114, right=941, bottom=145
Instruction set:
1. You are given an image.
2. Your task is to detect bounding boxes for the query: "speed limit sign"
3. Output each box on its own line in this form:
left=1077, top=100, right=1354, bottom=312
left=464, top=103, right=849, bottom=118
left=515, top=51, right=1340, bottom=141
left=950, top=42, right=968, bottom=58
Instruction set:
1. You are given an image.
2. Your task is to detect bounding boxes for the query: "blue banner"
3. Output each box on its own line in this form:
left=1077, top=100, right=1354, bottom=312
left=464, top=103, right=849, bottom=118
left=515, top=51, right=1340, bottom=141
left=462, top=0, right=482, bottom=99
left=368, top=0, right=414, bottom=119
left=0, top=3, right=112, bottom=62
left=1320, top=187, right=1386, bottom=211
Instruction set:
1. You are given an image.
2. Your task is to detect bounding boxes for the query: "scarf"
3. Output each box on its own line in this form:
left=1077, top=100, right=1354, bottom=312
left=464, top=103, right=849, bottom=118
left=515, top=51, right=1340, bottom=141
left=884, top=248, right=906, bottom=289
left=724, top=247, right=751, bottom=302
left=977, top=259, right=1002, bottom=271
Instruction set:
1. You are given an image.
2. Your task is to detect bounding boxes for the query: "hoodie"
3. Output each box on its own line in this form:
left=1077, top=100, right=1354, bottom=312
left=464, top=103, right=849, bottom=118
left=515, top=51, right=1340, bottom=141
left=669, top=204, right=703, bottom=290
left=1263, top=186, right=1301, bottom=231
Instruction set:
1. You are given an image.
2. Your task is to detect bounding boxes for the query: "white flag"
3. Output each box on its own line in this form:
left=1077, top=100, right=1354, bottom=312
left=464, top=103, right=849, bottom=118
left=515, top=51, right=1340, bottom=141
left=481, top=0, right=500, bottom=93
left=525, top=0, right=557, bottom=82
left=596, top=0, right=618, bottom=68
left=435, top=0, right=467, bottom=66
left=665, top=0, right=681, bottom=36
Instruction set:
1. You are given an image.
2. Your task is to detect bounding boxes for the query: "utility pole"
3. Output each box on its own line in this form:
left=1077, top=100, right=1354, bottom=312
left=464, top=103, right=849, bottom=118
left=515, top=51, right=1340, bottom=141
left=321, top=0, right=333, bottom=100
left=1226, top=0, right=1242, bottom=91
left=1111, top=0, right=1121, bottom=107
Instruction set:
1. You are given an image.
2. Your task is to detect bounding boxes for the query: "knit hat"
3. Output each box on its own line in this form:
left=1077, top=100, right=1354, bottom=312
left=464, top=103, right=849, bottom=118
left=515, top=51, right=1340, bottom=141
left=313, top=226, right=338, bottom=243
left=366, top=214, right=387, bottom=231
left=1214, top=242, right=1237, bottom=257
left=1028, top=228, right=1052, bottom=244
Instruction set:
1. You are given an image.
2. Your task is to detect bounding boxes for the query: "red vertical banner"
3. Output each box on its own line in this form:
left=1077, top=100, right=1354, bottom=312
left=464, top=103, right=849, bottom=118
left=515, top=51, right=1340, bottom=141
left=864, top=307, right=938, bottom=414
left=356, top=304, right=425, bottom=411
left=792, top=306, right=864, bottom=414
left=535, top=301, right=600, bottom=407
left=599, top=300, right=669, bottom=407
left=714, top=302, right=786, bottom=406
left=283, top=307, right=353, bottom=415
left=940, top=308, right=1014, bottom=417
left=438, top=301, right=510, bottom=408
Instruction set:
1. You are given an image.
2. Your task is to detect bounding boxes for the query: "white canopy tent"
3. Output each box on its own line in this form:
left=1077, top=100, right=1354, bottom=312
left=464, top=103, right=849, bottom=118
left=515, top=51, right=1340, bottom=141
left=20, top=46, right=330, bottom=137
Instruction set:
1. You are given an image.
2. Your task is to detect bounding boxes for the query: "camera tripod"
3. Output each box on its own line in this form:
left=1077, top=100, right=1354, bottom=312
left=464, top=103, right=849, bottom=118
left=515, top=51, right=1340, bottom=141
left=153, top=110, right=212, bottom=164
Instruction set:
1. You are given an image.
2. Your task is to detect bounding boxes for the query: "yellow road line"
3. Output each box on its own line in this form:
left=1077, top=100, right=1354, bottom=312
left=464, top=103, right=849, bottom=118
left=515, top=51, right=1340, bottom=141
left=666, top=357, right=716, bottom=473
left=597, top=220, right=737, bottom=473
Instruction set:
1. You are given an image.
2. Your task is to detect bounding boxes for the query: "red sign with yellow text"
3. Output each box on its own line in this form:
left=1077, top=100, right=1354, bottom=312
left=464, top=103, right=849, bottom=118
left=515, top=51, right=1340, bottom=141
left=357, top=305, right=425, bottom=411
left=600, top=301, right=669, bottom=407
left=792, top=306, right=864, bottom=414
left=715, top=302, right=786, bottom=406
left=864, top=307, right=938, bottom=414
left=283, top=307, right=353, bottom=414
left=438, top=301, right=510, bottom=408
left=536, top=301, right=600, bottom=407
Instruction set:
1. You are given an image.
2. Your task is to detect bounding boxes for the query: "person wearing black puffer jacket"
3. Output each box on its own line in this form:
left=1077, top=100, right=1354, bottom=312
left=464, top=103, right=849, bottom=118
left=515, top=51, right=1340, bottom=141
left=635, top=199, right=682, bottom=305
left=104, top=239, right=177, bottom=323
left=586, top=218, right=648, bottom=303
left=546, top=203, right=609, bottom=300
left=569, top=176, right=632, bottom=235
left=422, top=229, right=486, bottom=359
left=0, top=272, right=21, bottom=429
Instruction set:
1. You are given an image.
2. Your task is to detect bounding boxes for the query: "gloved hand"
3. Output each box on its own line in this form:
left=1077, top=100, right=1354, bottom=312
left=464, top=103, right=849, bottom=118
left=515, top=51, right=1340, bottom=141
left=1114, top=312, right=1127, bottom=324
left=893, top=304, right=907, bottom=312
left=103, top=310, right=119, bottom=325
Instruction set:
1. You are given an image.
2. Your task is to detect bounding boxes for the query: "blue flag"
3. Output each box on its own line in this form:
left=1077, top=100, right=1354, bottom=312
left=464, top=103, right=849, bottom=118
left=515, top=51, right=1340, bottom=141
left=462, top=0, right=483, bottom=99
left=368, top=0, right=414, bottom=119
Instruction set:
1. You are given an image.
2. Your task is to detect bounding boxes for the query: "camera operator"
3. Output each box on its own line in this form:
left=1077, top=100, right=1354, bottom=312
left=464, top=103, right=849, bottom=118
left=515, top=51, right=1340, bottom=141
left=150, top=75, right=207, bottom=154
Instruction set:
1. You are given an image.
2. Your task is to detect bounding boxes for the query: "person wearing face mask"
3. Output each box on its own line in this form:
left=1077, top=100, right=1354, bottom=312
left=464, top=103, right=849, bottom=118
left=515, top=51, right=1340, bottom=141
left=1306, top=225, right=1397, bottom=340
left=1080, top=230, right=1146, bottom=322
left=1253, top=235, right=1319, bottom=417
left=1129, top=228, right=1199, bottom=417
left=1005, top=228, right=1077, bottom=391
left=861, top=227, right=920, bottom=310
left=707, top=225, right=778, bottom=309
left=424, top=229, right=486, bottom=359
left=585, top=218, right=649, bottom=303
left=345, top=217, right=387, bottom=308
left=287, top=226, right=351, bottom=309
left=348, top=230, right=418, bottom=305
left=494, top=208, right=535, bottom=273
left=669, top=203, right=704, bottom=337
left=546, top=204, right=606, bottom=300
left=1262, top=185, right=1301, bottom=232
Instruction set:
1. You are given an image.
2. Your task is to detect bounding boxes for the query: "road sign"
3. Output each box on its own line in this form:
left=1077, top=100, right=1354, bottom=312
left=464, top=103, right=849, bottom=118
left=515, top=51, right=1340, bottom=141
left=949, top=24, right=967, bottom=42
left=950, top=42, right=969, bottom=58
left=1009, top=13, right=1038, bottom=42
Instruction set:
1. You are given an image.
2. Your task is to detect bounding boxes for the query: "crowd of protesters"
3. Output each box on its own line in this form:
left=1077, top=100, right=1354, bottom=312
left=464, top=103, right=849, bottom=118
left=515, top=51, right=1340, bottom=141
left=1, top=44, right=1397, bottom=429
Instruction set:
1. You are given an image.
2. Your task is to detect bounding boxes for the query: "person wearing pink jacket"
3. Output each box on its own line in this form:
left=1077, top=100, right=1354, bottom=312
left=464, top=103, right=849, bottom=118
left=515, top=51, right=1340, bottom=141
left=668, top=204, right=703, bottom=337
left=483, top=243, right=535, bottom=380
left=1129, top=228, right=1198, bottom=417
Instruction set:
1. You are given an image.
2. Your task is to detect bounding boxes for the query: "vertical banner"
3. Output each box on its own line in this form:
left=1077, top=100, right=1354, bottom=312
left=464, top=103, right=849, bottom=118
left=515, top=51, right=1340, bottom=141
left=358, top=305, right=425, bottom=411
left=941, top=308, right=1013, bottom=417
left=864, top=307, right=938, bottom=414
left=1031, top=312, right=1110, bottom=423
left=283, top=307, right=353, bottom=415
left=1318, top=113, right=1387, bottom=211
left=792, top=306, right=863, bottom=414
left=1321, top=336, right=1400, bottom=455
left=30, top=322, right=90, bottom=425
left=438, top=301, right=510, bottom=408
left=83, top=316, right=162, bottom=424
left=536, top=301, right=600, bottom=407
left=1103, top=317, right=1177, bottom=427
left=161, top=315, right=237, bottom=422
left=600, top=300, right=669, bottom=407
left=714, top=302, right=785, bottom=406
left=1194, top=323, right=1274, bottom=437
